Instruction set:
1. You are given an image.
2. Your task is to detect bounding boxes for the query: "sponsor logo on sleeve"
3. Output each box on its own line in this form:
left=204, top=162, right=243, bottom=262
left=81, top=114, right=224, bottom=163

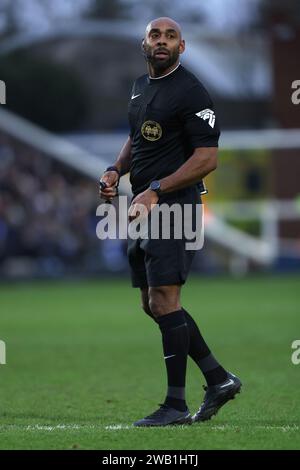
left=196, top=108, right=215, bottom=128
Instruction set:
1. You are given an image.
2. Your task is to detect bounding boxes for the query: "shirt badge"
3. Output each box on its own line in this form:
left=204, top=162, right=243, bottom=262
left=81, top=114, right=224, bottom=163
left=141, top=120, right=162, bottom=141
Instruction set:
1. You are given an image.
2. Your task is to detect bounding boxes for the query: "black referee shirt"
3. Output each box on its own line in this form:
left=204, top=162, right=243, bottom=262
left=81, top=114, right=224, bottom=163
left=128, top=64, right=220, bottom=196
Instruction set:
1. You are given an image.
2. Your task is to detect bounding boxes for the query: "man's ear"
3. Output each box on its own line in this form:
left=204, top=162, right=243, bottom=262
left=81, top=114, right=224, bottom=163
left=141, top=39, right=145, bottom=52
left=179, top=39, right=185, bottom=55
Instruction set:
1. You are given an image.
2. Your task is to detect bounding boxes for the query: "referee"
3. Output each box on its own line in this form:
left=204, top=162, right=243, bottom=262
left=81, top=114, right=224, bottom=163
left=99, top=17, right=242, bottom=427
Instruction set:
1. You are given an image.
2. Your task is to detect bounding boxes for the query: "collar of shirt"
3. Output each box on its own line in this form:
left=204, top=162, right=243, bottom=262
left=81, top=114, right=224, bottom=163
left=148, top=63, right=181, bottom=83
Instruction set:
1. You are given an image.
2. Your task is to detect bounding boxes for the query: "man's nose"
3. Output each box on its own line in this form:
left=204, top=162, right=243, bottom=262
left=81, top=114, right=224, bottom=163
left=157, top=38, right=167, bottom=46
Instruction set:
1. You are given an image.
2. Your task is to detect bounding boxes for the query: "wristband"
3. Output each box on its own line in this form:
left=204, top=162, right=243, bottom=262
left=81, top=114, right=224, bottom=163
left=105, top=166, right=120, bottom=177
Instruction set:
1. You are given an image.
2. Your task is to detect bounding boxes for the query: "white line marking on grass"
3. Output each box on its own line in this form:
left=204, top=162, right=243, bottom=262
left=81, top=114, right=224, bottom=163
left=105, top=424, right=300, bottom=432
left=0, top=424, right=298, bottom=432
left=105, top=425, right=132, bottom=430
left=207, top=425, right=300, bottom=432
left=0, top=424, right=102, bottom=432
left=26, top=425, right=83, bottom=431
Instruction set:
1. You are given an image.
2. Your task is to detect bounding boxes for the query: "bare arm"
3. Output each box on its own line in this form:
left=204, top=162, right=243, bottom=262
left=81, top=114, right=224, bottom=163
left=159, top=147, right=217, bottom=193
left=112, top=135, right=132, bottom=176
left=99, top=136, right=132, bottom=200
left=128, top=147, right=217, bottom=219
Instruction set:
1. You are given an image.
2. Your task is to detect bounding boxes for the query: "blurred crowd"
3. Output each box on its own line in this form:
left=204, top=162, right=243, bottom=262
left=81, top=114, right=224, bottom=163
left=0, top=143, right=127, bottom=278
left=0, top=141, right=245, bottom=278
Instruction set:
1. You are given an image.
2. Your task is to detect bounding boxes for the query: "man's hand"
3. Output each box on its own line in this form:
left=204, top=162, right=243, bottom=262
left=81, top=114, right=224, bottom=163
left=128, top=188, right=159, bottom=222
left=99, top=170, right=119, bottom=201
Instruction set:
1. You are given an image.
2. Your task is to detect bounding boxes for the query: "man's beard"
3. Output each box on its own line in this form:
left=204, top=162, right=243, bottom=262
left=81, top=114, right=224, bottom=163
left=144, top=46, right=179, bottom=73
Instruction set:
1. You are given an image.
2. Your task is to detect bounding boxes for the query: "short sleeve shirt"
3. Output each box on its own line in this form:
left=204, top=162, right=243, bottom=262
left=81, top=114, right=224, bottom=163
left=128, top=64, right=220, bottom=195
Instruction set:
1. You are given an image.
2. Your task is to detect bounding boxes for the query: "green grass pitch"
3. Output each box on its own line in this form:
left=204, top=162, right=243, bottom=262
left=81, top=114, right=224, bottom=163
left=0, top=275, right=299, bottom=450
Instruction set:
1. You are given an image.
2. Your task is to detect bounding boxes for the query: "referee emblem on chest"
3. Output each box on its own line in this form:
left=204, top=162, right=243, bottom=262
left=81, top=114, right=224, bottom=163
left=141, top=120, right=162, bottom=141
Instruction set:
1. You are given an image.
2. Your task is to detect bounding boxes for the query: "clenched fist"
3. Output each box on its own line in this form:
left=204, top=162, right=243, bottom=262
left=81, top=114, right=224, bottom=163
left=99, top=170, right=119, bottom=202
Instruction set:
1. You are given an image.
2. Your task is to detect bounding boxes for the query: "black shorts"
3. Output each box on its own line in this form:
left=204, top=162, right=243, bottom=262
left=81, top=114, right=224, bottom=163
left=127, top=186, right=202, bottom=288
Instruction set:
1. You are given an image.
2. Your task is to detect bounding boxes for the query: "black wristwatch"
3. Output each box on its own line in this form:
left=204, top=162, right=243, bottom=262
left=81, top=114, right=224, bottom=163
left=197, top=179, right=208, bottom=195
left=149, top=180, right=161, bottom=196
left=105, top=166, right=120, bottom=187
left=105, top=166, right=120, bottom=177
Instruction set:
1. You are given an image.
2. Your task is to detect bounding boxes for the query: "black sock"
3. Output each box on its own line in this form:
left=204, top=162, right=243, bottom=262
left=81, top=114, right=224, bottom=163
left=182, top=308, right=228, bottom=386
left=156, top=310, right=189, bottom=411
left=144, top=307, right=227, bottom=387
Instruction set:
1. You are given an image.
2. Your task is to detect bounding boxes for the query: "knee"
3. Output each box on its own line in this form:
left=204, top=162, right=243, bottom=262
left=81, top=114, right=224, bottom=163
left=148, top=289, right=166, bottom=318
left=148, top=286, right=181, bottom=318
left=141, top=300, right=152, bottom=317
left=140, top=288, right=155, bottom=319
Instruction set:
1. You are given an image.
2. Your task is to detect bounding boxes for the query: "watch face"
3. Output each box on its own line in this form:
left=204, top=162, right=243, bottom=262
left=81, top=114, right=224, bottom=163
left=151, top=181, right=160, bottom=191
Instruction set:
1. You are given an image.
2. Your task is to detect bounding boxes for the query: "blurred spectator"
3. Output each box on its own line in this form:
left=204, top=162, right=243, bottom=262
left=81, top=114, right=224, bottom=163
left=0, top=142, right=127, bottom=278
